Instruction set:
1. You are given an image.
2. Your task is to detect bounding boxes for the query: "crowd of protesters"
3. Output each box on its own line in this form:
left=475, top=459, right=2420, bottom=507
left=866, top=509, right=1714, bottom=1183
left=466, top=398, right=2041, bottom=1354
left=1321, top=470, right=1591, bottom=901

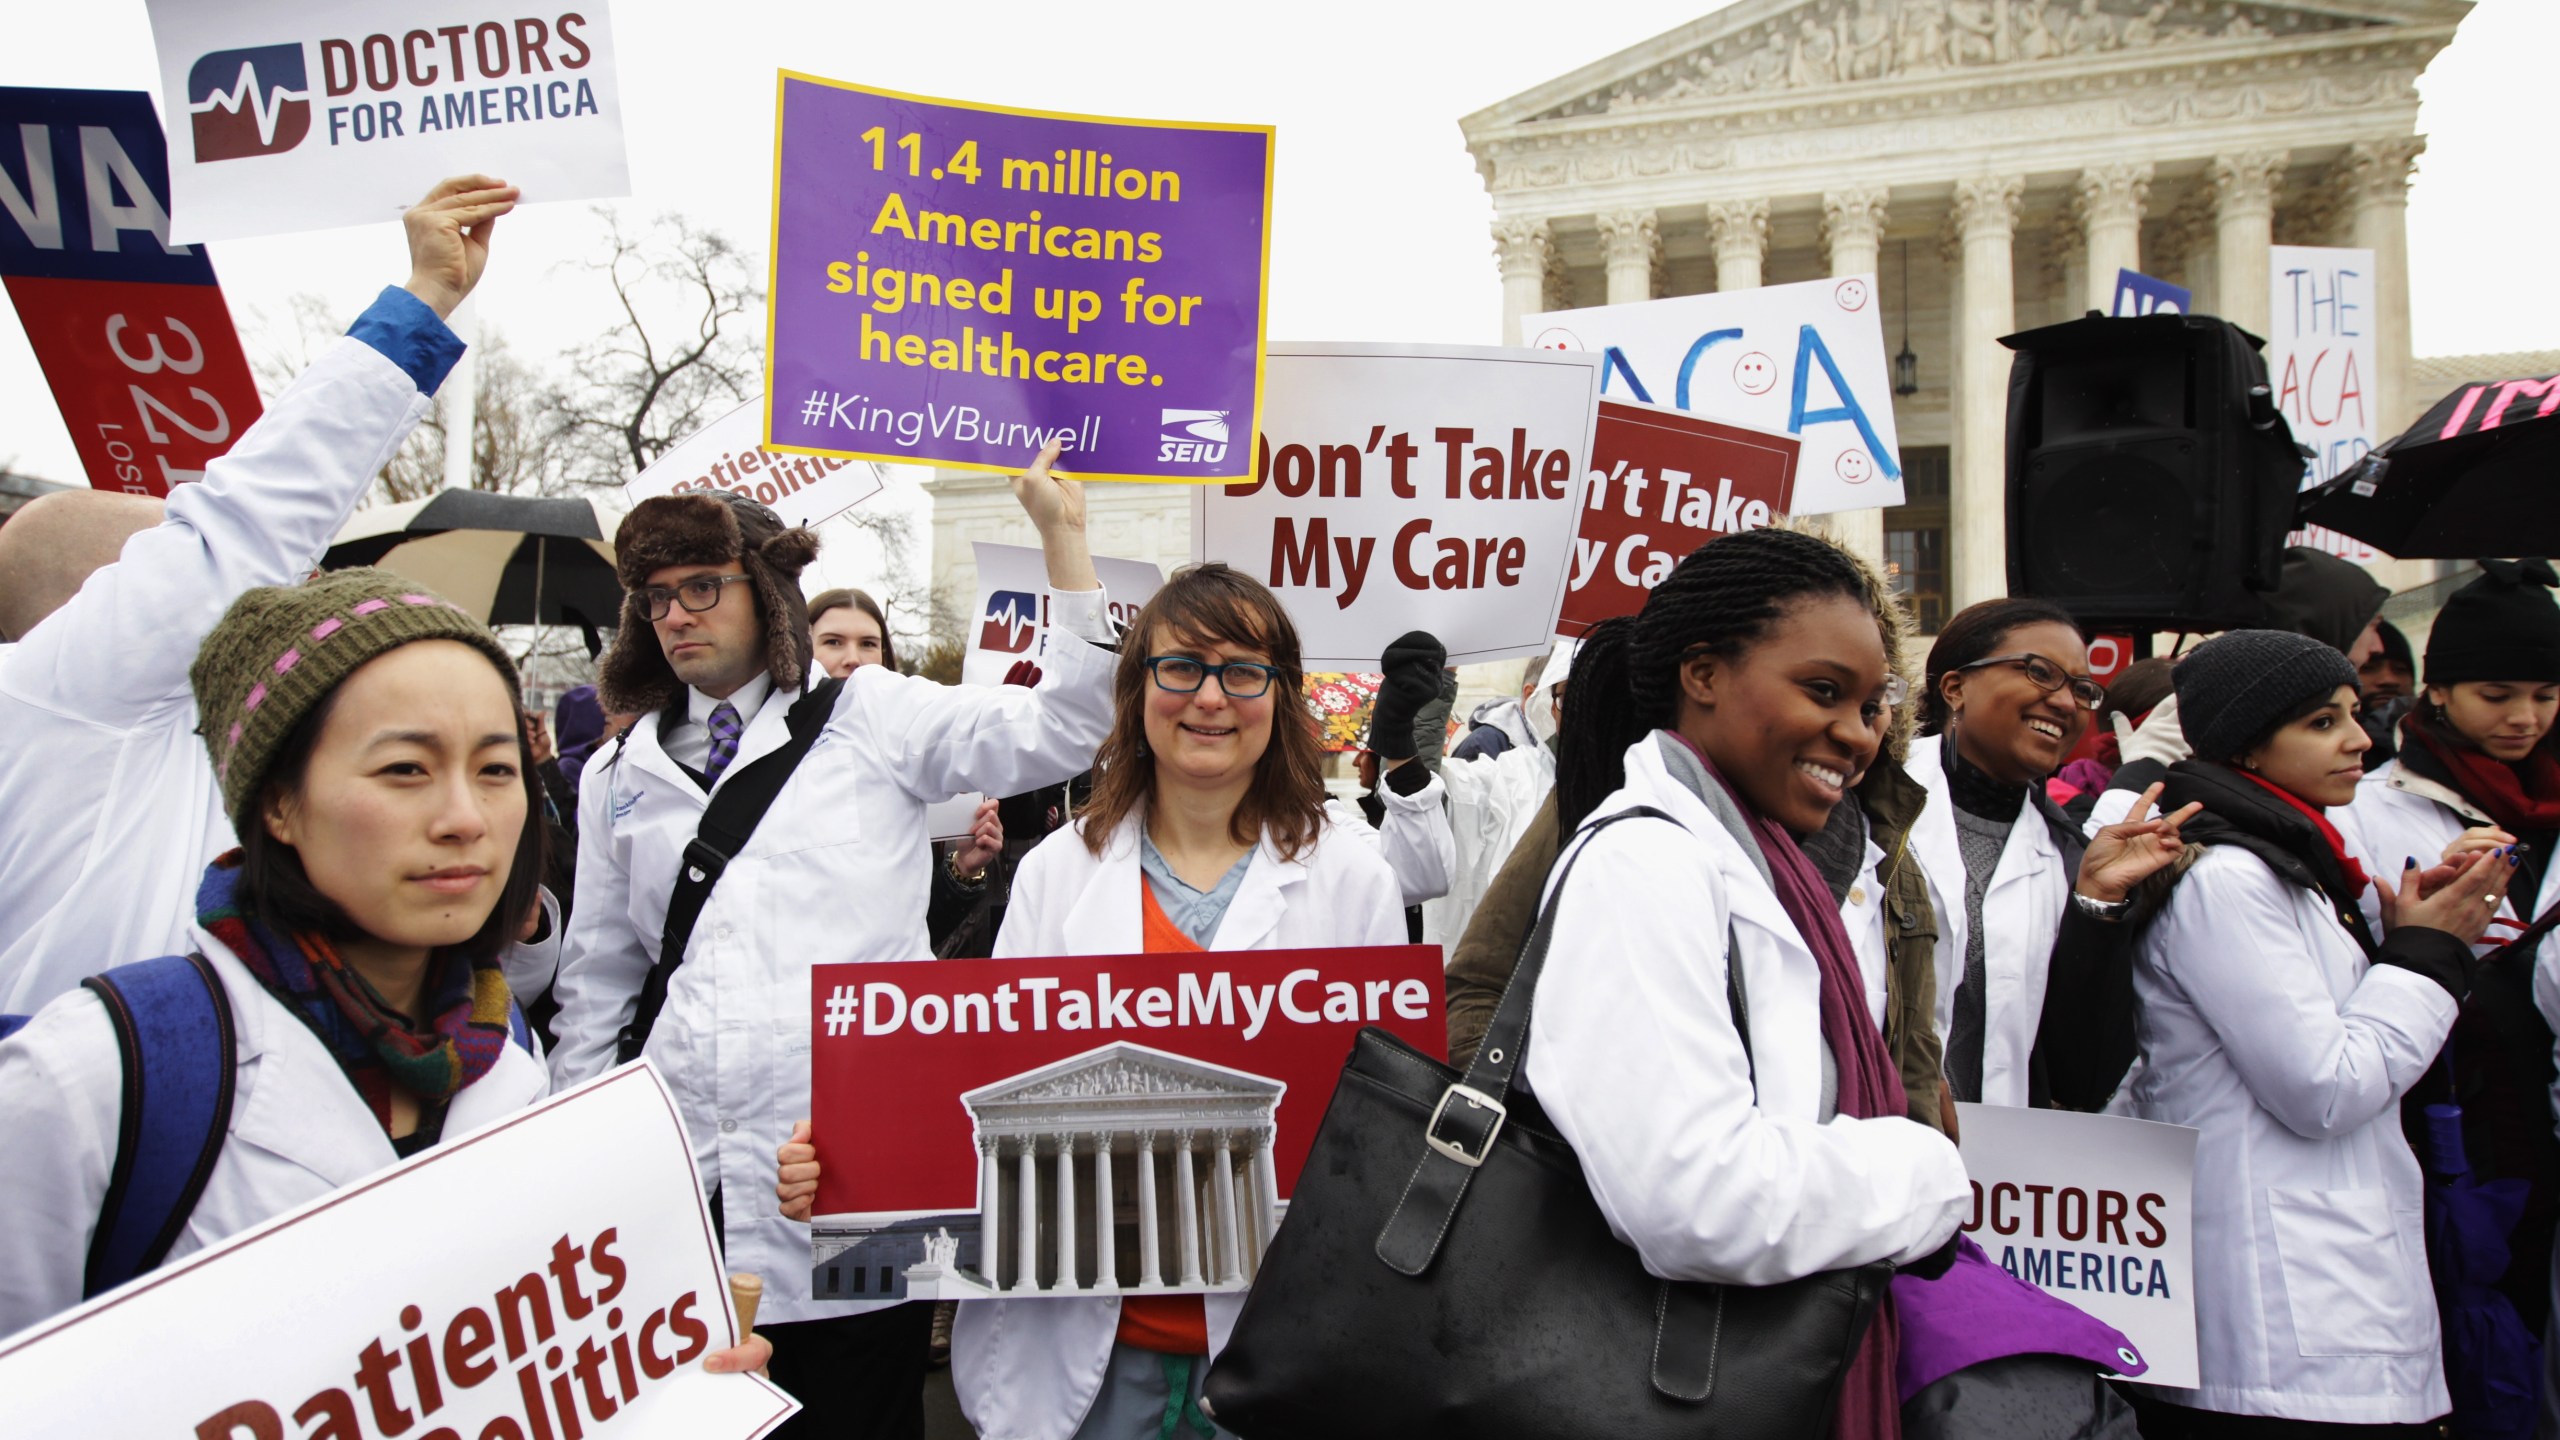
left=5, top=174, right=2560, bottom=1440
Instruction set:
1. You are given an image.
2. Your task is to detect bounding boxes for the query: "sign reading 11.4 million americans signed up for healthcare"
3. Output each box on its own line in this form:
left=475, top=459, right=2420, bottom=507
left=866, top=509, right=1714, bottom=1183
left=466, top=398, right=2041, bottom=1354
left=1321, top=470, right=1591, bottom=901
left=764, top=75, right=1274, bottom=482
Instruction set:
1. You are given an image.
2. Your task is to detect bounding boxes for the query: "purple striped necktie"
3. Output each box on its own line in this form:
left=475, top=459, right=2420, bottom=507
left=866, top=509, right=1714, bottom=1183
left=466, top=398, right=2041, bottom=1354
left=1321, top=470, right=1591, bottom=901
left=703, top=700, right=742, bottom=785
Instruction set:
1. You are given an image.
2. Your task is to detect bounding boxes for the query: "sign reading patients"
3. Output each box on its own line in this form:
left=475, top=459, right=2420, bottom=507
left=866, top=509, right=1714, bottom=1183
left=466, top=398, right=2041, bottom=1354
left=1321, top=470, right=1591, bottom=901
left=1529, top=275, right=1904, bottom=517
left=0, top=88, right=264, bottom=497
left=764, top=74, right=1274, bottom=483
left=141, top=1, right=632, bottom=243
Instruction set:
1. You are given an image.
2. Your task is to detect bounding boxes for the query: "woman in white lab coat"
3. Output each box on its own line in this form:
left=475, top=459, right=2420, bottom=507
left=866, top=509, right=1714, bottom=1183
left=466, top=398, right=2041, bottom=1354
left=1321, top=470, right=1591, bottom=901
left=780, top=562, right=1402, bottom=1440
left=2125, top=629, right=2500, bottom=1436
left=1909, top=597, right=2168, bottom=1111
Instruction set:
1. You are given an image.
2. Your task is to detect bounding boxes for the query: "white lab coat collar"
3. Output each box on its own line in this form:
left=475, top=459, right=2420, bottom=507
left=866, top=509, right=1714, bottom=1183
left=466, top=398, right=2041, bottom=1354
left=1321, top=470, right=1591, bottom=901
left=1056, top=814, right=1313, bottom=956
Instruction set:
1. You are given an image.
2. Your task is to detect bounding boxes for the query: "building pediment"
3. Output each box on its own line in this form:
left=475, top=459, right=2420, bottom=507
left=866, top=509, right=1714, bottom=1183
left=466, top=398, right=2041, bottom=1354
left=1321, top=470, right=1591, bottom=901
left=1469, top=0, right=2465, bottom=129
left=963, top=1043, right=1285, bottom=1111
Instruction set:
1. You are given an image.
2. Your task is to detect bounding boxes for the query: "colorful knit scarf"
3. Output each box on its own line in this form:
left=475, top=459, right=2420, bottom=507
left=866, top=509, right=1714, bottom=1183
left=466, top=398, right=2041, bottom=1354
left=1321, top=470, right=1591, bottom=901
left=198, top=853, right=513, bottom=1134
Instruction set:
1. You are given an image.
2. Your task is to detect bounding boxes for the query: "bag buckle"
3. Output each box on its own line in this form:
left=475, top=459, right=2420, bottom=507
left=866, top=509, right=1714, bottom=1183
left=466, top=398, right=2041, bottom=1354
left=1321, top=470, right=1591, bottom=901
left=682, top=836, right=732, bottom=885
left=1425, top=1084, right=1507, bottom=1168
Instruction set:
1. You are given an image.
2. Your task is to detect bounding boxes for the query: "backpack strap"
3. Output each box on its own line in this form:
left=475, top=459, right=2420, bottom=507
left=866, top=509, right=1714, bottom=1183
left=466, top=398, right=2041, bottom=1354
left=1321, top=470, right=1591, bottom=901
left=80, top=951, right=236, bottom=1298
left=616, top=676, right=846, bottom=1064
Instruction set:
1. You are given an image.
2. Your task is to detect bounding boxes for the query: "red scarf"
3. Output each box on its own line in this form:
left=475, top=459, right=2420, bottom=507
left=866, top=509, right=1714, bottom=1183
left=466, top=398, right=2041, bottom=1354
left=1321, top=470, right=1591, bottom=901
left=2403, top=709, right=2560, bottom=837
left=2236, top=771, right=2371, bottom=900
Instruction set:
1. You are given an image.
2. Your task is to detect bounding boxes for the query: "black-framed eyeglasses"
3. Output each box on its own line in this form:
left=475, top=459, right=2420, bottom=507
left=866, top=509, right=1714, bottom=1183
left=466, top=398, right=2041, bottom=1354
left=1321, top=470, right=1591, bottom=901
left=1956, top=652, right=2106, bottom=710
left=1146, top=655, right=1278, bottom=699
left=636, top=573, right=752, bottom=621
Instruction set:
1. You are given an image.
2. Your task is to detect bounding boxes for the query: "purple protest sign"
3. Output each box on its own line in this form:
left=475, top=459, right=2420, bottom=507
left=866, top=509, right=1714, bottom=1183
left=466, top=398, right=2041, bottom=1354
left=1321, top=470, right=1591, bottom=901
left=764, top=74, right=1273, bottom=483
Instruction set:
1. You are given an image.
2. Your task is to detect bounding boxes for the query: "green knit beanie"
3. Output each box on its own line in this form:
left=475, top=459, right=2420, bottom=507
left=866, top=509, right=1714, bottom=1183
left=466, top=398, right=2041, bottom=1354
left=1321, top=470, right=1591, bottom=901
left=192, top=568, right=521, bottom=829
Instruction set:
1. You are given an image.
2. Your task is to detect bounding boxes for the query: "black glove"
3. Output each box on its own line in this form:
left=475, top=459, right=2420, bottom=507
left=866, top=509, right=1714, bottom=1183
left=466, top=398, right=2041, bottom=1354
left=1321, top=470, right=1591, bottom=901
left=1365, top=631, right=1446, bottom=762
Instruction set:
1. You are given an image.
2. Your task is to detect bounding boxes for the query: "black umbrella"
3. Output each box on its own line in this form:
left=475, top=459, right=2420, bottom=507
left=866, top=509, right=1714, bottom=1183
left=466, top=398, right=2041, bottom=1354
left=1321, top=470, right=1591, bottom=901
left=324, top=489, right=622, bottom=634
left=2299, top=374, right=2560, bottom=559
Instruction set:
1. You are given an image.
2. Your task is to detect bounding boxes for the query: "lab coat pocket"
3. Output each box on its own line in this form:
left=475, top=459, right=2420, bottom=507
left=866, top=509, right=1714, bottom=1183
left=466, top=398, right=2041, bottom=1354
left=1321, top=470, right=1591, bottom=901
left=755, top=764, right=862, bottom=856
left=2266, top=1187, right=2427, bottom=1357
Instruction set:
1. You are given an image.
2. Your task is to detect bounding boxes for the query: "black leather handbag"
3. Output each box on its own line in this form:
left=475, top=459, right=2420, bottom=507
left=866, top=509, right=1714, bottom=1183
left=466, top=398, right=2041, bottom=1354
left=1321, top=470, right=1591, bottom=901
left=1204, top=807, right=1891, bottom=1439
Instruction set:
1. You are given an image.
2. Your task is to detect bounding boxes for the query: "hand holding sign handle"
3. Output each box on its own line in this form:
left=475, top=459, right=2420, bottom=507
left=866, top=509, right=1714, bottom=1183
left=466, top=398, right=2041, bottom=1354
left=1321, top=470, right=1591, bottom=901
left=401, top=175, right=521, bottom=320
left=1009, top=441, right=1101, bottom=593
left=701, top=1274, right=772, bottom=1376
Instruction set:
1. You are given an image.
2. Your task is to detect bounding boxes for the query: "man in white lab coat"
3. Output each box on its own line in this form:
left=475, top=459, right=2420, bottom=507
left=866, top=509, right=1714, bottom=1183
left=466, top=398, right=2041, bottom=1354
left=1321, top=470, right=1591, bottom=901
left=548, top=441, right=1113, bottom=1439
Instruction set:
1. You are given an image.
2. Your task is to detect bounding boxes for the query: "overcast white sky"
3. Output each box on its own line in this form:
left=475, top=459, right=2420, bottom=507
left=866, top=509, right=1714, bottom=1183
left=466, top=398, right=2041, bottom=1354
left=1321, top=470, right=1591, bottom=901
left=4, top=0, right=2551, bottom=586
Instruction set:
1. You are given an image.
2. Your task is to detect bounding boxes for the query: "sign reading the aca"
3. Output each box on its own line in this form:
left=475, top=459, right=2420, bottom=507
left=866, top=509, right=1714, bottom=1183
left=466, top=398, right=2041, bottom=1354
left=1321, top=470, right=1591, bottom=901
left=0, top=1065, right=796, bottom=1440
left=1530, top=275, right=1904, bottom=517
left=1953, top=1102, right=2200, bottom=1389
left=2268, top=244, right=2380, bottom=565
left=807, top=947, right=1442, bottom=1303
left=142, top=1, right=632, bottom=244
left=1561, top=399, right=1799, bottom=636
left=0, top=87, right=264, bottom=497
left=765, top=74, right=1273, bottom=483
left=1193, top=343, right=1602, bottom=670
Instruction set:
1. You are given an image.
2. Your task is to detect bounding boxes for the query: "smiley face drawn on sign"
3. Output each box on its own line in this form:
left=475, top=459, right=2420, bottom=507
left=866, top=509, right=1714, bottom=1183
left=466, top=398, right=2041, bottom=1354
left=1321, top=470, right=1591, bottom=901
left=1733, top=352, right=1778, bottom=395
left=1836, top=449, right=1875, bottom=485
left=1835, top=278, right=1870, bottom=311
left=1529, top=327, right=1585, bottom=352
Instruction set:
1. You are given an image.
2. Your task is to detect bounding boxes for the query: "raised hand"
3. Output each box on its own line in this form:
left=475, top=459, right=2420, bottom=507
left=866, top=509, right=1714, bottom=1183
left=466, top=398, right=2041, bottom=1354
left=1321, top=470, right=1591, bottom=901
left=1007, top=440, right=1099, bottom=592
left=2076, top=781, right=2202, bottom=904
left=401, top=174, right=520, bottom=319
left=951, top=799, right=1004, bottom=877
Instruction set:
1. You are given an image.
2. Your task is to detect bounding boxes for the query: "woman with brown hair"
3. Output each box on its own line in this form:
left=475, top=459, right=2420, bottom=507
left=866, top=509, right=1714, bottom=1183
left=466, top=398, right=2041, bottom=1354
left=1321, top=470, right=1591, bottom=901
left=806, top=586, right=900, bottom=678
left=781, top=562, right=1404, bottom=1440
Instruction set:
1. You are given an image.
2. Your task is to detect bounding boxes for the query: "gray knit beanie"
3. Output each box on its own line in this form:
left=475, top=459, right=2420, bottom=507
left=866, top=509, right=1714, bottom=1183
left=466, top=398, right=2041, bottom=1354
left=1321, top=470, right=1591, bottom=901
left=2174, top=629, right=2360, bottom=764
left=192, top=568, right=519, bottom=829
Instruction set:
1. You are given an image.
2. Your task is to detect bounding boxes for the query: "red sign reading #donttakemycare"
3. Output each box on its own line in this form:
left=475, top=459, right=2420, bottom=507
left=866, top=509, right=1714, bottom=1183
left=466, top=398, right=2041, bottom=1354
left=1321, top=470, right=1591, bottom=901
left=808, top=947, right=1443, bottom=1219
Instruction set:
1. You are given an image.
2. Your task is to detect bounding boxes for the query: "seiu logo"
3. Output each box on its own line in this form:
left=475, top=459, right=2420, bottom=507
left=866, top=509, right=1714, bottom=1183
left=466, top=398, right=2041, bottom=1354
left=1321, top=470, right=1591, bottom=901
left=188, top=44, right=313, bottom=161
left=1158, top=408, right=1228, bottom=464
left=977, top=590, right=1040, bottom=654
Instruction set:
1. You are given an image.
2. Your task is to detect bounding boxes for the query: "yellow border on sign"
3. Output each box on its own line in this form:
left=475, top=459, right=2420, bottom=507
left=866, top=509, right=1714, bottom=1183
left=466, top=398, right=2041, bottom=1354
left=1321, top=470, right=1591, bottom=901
left=761, top=70, right=1274, bottom=486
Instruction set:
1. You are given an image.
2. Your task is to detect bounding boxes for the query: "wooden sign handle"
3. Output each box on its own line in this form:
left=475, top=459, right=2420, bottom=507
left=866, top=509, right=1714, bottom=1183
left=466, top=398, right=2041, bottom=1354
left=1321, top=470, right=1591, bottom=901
left=729, top=1272, right=764, bottom=1336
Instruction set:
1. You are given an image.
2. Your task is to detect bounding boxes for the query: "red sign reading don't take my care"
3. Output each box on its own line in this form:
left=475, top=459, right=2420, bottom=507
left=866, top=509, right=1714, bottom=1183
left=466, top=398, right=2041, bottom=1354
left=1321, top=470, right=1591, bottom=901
left=1560, top=399, right=1800, bottom=637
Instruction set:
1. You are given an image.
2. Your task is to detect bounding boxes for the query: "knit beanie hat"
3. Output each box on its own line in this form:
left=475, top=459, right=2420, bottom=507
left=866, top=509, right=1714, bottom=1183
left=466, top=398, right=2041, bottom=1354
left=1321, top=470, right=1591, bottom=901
left=192, top=568, right=519, bottom=829
left=597, top=490, right=820, bottom=716
left=2424, top=558, right=2560, bottom=686
left=2174, top=628, right=2360, bottom=764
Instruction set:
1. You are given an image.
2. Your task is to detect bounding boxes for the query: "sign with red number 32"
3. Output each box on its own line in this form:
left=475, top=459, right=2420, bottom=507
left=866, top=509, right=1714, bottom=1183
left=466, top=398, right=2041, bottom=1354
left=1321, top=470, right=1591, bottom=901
left=0, top=87, right=263, bottom=496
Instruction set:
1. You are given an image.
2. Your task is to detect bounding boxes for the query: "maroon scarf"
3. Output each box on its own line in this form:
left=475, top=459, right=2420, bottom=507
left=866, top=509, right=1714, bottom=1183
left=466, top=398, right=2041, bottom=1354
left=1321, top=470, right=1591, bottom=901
left=2403, top=707, right=2560, bottom=837
left=1672, top=734, right=1908, bottom=1440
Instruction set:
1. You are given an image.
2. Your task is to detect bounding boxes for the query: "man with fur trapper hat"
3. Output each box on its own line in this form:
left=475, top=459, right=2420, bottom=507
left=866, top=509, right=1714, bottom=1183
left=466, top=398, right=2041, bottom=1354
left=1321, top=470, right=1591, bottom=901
left=550, top=439, right=1111, bottom=1439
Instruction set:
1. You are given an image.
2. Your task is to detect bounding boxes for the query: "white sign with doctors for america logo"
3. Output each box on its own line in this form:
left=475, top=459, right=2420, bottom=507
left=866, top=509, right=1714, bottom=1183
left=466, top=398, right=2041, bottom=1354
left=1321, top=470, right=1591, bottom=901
left=1528, top=275, right=1906, bottom=517
left=627, top=397, right=889, bottom=531
left=1952, top=1102, right=2200, bottom=1389
left=962, top=540, right=1163, bottom=689
left=143, top=0, right=632, bottom=244
left=0, top=1063, right=796, bottom=1440
left=1192, top=342, right=1602, bottom=671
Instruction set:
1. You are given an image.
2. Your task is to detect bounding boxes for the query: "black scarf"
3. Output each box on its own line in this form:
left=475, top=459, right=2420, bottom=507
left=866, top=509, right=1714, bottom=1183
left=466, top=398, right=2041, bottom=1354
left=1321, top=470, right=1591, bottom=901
left=2156, top=760, right=2379, bottom=957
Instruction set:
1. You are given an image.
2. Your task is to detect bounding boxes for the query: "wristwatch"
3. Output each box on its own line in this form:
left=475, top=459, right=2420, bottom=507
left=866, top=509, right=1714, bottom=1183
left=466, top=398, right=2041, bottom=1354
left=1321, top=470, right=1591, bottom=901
left=948, top=851, right=990, bottom=886
left=2073, top=891, right=2132, bottom=924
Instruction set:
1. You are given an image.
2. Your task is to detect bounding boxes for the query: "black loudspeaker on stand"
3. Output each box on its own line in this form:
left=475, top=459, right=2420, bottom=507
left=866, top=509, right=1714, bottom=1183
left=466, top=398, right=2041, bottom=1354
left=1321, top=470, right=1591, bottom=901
left=2002, top=312, right=2307, bottom=633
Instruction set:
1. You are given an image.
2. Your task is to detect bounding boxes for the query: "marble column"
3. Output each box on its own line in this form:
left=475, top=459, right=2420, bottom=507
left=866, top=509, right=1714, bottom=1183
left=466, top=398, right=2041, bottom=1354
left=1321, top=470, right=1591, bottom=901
left=977, top=1136, right=1000, bottom=1289
left=1014, top=1140, right=1041, bottom=1293
left=1708, top=199, right=1769, bottom=293
left=1493, top=217, right=1552, bottom=346
left=1821, top=187, right=1892, bottom=570
left=1596, top=207, right=1659, bottom=307
left=1251, top=1127, right=1281, bottom=1244
left=1053, top=1136, right=1079, bottom=1290
left=1211, top=1131, right=1243, bottom=1285
left=2346, top=137, right=2425, bottom=434
left=1135, top=1132, right=1163, bottom=1288
left=2078, top=163, right=2153, bottom=315
left=1090, top=1132, right=1116, bottom=1291
left=2168, top=189, right=2220, bottom=318
left=1951, top=175, right=2022, bottom=611
left=1173, top=1133, right=1204, bottom=1287
left=2210, top=151, right=2287, bottom=336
